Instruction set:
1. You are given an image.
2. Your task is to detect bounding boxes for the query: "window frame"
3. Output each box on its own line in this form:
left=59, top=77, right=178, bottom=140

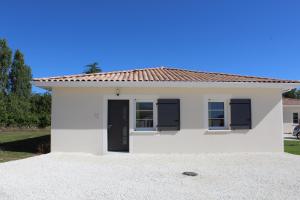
left=293, top=112, right=299, bottom=124
left=207, top=99, right=229, bottom=130
left=134, top=100, right=157, bottom=131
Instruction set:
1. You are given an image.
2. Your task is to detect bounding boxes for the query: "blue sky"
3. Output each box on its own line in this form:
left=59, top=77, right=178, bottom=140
left=1, top=0, right=300, bottom=92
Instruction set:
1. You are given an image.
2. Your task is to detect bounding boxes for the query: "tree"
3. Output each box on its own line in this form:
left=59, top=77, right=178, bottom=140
left=5, top=94, right=33, bottom=127
left=0, top=93, right=7, bottom=126
left=30, top=92, right=51, bottom=128
left=9, top=50, right=32, bottom=99
left=0, top=39, right=52, bottom=128
left=0, top=39, right=12, bottom=94
left=84, top=62, right=101, bottom=74
left=283, top=88, right=300, bottom=99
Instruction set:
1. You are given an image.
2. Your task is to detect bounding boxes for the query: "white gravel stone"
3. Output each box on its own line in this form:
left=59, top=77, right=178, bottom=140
left=0, top=152, right=299, bottom=200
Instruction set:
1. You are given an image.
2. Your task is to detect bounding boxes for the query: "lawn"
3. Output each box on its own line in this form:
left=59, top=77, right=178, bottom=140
left=0, top=130, right=50, bottom=163
left=284, top=140, right=300, bottom=155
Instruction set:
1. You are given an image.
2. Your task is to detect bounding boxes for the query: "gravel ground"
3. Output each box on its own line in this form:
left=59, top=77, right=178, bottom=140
left=284, top=133, right=298, bottom=141
left=0, top=153, right=299, bottom=200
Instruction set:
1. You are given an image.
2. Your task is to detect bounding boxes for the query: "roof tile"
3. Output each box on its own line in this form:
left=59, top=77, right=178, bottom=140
left=33, top=67, right=300, bottom=84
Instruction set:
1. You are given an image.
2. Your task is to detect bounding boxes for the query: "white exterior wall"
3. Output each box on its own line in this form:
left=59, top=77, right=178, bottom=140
left=51, top=87, right=283, bottom=154
left=51, top=88, right=103, bottom=154
left=283, top=106, right=300, bottom=133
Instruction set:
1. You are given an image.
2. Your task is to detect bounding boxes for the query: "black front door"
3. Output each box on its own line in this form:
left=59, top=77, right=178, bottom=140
left=108, top=100, right=129, bottom=152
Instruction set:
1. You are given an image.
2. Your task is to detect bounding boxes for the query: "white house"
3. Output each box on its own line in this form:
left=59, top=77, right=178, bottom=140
left=33, top=67, right=300, bottom=154
left=283, top=98, right=300, bottom=133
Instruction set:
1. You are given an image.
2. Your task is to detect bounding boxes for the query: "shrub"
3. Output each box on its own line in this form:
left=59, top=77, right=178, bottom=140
left=0, top=93, right=51, bottom=128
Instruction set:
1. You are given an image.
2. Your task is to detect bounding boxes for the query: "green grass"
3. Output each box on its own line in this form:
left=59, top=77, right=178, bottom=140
left=0, top=130, right=50, bottom=163
left=0, top=130, right=49, bottom=143
left=0, top=151, right=35, bottom=163
left=284, top=140, right=300, bottom=155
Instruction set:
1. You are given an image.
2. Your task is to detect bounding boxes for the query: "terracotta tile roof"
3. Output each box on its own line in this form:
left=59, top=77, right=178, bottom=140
left=33, top=67, right=300, bottom=83
left=283, top=98, right=300, bottom=105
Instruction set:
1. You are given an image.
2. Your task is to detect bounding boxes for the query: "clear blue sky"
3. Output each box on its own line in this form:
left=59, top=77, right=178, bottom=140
left=1, top=0, right=300, bottom=92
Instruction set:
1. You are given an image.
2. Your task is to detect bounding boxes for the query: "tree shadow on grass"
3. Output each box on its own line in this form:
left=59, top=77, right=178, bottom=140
left=0, top=135, right=50, bottom=154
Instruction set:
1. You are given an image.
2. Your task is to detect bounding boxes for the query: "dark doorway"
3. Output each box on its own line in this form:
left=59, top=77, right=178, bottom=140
left=108, top=100, right=129, bottom=152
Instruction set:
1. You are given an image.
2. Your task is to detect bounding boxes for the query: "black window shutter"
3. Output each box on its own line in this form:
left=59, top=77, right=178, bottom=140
left=157, top=99, right=180, bottom=131
left=230, top=99, right=252, bottom=130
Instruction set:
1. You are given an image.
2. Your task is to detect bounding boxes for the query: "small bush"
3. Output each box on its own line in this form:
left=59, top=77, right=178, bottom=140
left=38, top=115, right=50, bottom=128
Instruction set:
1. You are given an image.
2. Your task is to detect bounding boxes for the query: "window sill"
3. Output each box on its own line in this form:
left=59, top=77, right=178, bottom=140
left=130, top=130, right=159, bottom=135
left=206, top=129, right=232, bottom=133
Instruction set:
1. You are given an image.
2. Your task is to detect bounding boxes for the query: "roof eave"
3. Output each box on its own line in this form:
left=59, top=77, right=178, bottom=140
left=31, top=81, right=300, bottom=90
left=283, top=105, right=300, bottom=107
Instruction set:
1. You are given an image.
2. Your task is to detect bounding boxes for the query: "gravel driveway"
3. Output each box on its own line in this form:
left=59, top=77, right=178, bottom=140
left=0, top=153, right=299, bottom=200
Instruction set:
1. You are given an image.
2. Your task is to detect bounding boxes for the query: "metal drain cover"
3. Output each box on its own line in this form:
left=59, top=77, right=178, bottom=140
left=182, top=172, right=198, bottom=176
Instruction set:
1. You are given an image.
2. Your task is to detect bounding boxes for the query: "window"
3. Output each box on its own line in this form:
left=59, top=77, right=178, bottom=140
left=293, top=113, right=299, bottom=124
left=208, top=101, right=225, bottom=129
left=135, top=101, right=154, bottom=130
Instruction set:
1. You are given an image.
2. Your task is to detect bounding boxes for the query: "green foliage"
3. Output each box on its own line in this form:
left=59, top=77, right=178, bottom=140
left=30, top=93, right=51, bottom=128
left=0, top=93, right=51, bottom=128
left=283, top=89, right=300, bottom=99
left=9, top=50, right=32, bottom=98
left=0, top=39, right=12, bottom=94
left=0, top=93, right=8, bottom=126
left=84, top=62, right=101, bottom=74
left=37, top=115, right=50, bottom=128
left=5, top=94, right=33, bottom=127
left=0, top=38, right=51, bottom=128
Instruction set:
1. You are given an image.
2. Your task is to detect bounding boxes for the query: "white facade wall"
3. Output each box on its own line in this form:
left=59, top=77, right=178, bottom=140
left=51, top=89, right=103, bottom=154
left=51, top=87, right=283, bottom=154
left=283, top=106, right=300, bottom=133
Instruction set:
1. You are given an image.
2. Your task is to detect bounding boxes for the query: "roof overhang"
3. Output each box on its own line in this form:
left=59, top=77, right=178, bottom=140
left=32, top=81, right=300, bottom=90
left=283, top=105, right=300, bottom=107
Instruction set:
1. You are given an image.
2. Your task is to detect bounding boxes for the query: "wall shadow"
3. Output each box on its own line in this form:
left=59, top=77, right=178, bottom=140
left=0, top=135, right=50, bottom=154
